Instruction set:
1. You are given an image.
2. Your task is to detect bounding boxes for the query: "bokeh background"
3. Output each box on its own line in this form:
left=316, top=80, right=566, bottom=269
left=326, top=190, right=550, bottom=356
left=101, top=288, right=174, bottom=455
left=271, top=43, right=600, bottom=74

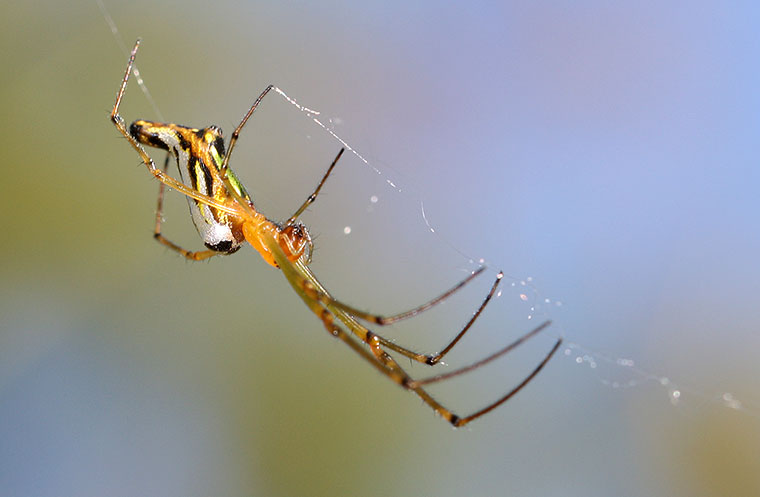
left=2, top=1, right=759, bottom=496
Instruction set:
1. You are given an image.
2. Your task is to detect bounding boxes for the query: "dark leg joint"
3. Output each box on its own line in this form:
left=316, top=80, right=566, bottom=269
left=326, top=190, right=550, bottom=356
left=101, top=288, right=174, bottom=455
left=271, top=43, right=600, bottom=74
left=320, top=308, right=333, bottom=324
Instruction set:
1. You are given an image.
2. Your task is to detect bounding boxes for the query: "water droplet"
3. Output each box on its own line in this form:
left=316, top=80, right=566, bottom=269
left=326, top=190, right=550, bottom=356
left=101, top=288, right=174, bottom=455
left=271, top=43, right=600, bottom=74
left=722, top=392, right=742, bottom=410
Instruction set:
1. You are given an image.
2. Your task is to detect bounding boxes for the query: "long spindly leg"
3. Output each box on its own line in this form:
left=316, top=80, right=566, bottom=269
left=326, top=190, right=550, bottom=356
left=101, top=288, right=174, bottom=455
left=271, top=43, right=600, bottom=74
left=111, top=39, right=244, bottom=218
left=356, top=311, right=561, bottom=427
left=220, top=85, right=275, bottom=173
left=303, top=296, right=474, bottom=426
left=300, top=269, right=498, bottom=365
left=286, top=148, right=345, bottom=225
left=152, top=154, right=220, bottom=261
left=279, top=256, right=559, bottom=426
left=297, top=266, right=500, bottom=366
left=322, top=268, right=556, bottom=382
left=418, top=332, right=562, bottom=426
left=314, top=298, right=560, bottom=427
left=410, top=320, right=559, bottom=386
left=301, top=266, right=488, bottom=326
left=276, top=254, right=467, bottom=423
left=373, top=272, right=505, bottom=365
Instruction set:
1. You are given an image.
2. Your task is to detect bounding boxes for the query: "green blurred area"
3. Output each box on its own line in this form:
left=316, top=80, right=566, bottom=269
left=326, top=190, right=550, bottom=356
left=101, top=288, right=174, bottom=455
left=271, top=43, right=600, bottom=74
left=0, top=3, right=420, bottom=495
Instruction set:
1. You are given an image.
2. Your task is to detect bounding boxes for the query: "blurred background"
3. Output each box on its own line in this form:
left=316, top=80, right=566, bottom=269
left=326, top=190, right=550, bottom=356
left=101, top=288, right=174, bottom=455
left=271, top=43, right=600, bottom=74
left=2, top=1, right=759, bottom=496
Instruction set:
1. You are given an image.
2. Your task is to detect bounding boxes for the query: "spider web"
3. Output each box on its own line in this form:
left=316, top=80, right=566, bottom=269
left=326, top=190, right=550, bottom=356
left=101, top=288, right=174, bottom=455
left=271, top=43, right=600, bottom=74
left=270, top=87, right=760, bottom=419
left=98, top=0, right=759, bottom=421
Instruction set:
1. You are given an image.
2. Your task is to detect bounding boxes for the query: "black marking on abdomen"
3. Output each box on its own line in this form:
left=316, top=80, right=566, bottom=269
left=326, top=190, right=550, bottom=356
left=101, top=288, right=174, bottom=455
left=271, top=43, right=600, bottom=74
left=187, top=156, right=214, bottom=197
left=205, top=240, right=239, bottom=253
left=177, top=133, right=192, bottom=154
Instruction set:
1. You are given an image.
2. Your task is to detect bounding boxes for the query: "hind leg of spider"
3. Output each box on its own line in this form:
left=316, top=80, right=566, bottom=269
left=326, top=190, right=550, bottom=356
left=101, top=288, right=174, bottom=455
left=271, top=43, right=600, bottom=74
left=297, top=267, right=496, bottom=366
left=423, top=334, right=562, bottom=426
left=300, top=266, right=488, bottom=330
left=308, top=270, right=560, bottom=424
left=281, top=257, right=559, bottom=426
left=286, top=147, right=345, bottom=226
left=277, top=258, right=463, bottom=422
left=315, top=301, right=560, bottom=427
left=152, top=154, right=220, bottom=261
left=308, top=301, right=474, bottom=426
left=364, top=318, right=560, bottom=427
left=311, top=270, right=504, bottom=365
left=411, top=320, right=556, bottom=386
left=352, top=306, right=559, bottom=424
left=371, top=271, right=505, bottom=365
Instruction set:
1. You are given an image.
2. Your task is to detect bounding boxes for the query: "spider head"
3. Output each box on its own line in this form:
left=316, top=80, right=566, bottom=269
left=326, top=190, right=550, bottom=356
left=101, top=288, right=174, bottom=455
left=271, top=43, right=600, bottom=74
left=279, top=222, right=313, bottom=264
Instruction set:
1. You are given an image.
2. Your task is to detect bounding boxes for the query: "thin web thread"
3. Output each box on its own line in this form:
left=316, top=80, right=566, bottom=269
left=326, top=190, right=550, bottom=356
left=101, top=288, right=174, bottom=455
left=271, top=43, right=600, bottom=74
left=275, top=86, right=485, bottom=269
left=97, top=0, right=165, bottom=122
left=564, top=341, right=756, bottom=416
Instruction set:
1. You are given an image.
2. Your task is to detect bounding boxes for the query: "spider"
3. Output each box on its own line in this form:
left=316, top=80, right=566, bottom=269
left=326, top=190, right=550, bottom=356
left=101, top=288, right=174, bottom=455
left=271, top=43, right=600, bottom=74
left=110, top=38, right=562, bottom=427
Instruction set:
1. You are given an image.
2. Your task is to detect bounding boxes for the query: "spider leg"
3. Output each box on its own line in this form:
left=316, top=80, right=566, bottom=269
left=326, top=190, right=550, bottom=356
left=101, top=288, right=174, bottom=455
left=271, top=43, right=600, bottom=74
left=272, top=254, right=466, bottom=423
left=296, top=266, right=500, bottom=366
left=286, top=147, right=345, bottom=226
left=360, top=313, right=560, bottom=426
left=220, top=85, right=275, bottom=173
left=284, top=267, right=470, bottom=424
left=151, top=153, right=221, bottom=261
left=307, top=284, right=560, bottom=428
left=373, top=272, right=504, bottom=365
left=275, top=255, right=558, bottom=427
left=301, top=265, right=487, bottom=326
left=309, top=301, right=468, bottom=424
left=111, top=40, right=243, bottom=218
left=411, top=320, right=558, bottom=386
left=420, top=334, right=562, bottom=426
left=332, top=272, right=560, bottom=424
